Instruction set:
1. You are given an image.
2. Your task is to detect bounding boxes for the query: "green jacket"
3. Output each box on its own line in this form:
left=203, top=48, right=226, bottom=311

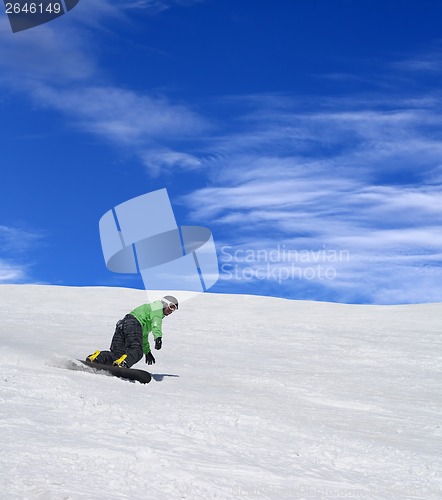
left=130, top=301, right=164, bottom=354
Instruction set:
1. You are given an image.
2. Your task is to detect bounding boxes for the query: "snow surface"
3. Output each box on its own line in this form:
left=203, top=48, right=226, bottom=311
left=0, top=285, right=441, bottom=500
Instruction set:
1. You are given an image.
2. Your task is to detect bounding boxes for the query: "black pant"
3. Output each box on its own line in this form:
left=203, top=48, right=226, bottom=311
left=95, top=314, right=143, bottom=368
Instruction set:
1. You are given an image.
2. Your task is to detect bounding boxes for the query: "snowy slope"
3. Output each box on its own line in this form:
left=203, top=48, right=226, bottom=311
left=0, top=285, right=441, bottom=500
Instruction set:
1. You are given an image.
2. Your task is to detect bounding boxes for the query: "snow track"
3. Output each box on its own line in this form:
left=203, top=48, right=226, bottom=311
left=0, top=285, right=441, bottom=499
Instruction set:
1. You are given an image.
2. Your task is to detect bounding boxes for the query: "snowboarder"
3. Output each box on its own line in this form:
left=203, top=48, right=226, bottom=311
left=86, top=295, right=179, bottom=368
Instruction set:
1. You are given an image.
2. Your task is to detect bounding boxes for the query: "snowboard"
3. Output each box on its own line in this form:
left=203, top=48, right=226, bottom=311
left=78, top=359, right=152, bottom=384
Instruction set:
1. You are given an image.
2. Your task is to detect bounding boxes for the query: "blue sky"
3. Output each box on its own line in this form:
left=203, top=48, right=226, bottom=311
left=1, top=0, right=442, bottom=304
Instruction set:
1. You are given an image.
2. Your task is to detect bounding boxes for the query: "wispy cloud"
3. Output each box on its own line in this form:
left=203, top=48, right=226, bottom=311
left=140, top=149, right=202, bottom=176
left=0, top=1, right=209, bottom=174
left=0, top=22, right=96, bottom=84
left=180, top=91, right=442, bottom=304
left=0, top=225, right=44, bottom=252
left=0, top=226, right=44, bottom=283
left=32, top=84, right=207, bottom=144
left=391, top=46, right=442, bottom=74
left=2, top=6, right=442, bottom=303
left=0, top=259, right=27, bottom=282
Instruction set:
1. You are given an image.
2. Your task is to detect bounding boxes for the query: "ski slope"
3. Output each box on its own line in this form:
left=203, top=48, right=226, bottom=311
left=0, top=285, right=441, bottom=500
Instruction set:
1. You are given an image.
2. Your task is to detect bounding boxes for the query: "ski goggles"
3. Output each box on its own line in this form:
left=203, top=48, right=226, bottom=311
left=162, top=298, right=178, bottom=311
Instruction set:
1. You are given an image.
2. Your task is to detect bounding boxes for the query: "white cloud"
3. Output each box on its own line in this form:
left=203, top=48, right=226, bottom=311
left=32, top=84, right=207, bottom=143
left=181, top=94, right=442, bottom=303
left=214, top=235, right=442, bottom=304
left=0, top=22, right=96, bottom=84
left=141, top=149, right=202, bottom=176
left=0, top=259, right=27, bottom=282
left=0, top=1, right=209, bottom=174
left=2, top=8, right=441, bottom=302
left=0, top=226, right=44, bottom=283
left=0, top=225, right=44, bottom=252
left=61, top=0, right=190, bottom=25
left=392, top=51, right=442, bottom=74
